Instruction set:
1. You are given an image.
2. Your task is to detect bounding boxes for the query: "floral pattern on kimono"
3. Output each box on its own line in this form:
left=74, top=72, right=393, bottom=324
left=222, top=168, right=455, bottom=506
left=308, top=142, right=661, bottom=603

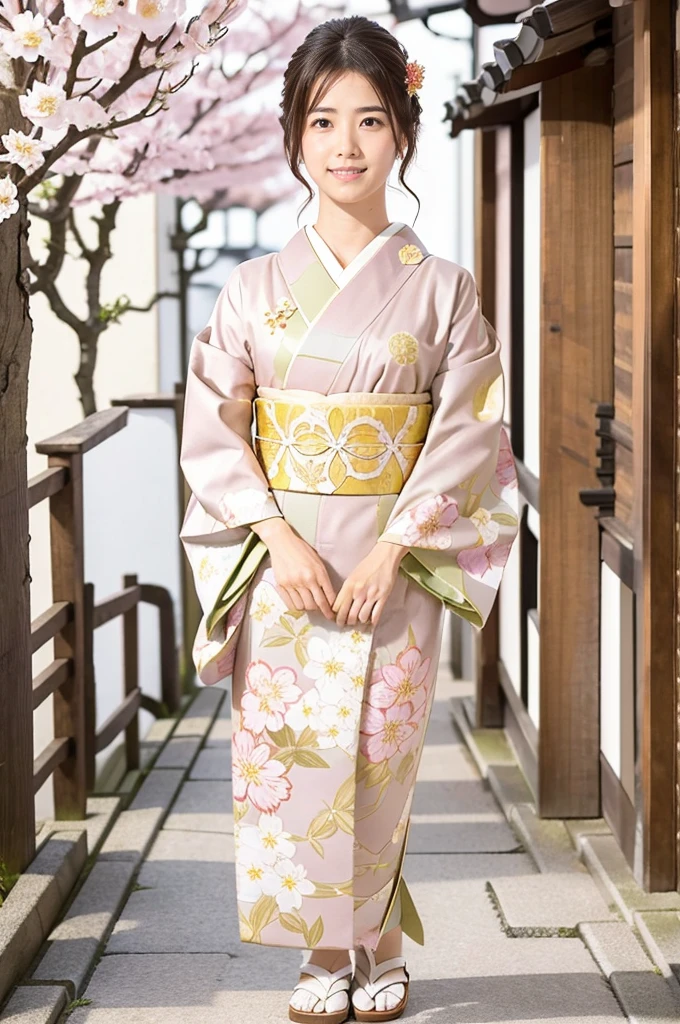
left=179, top=220, right=519, bottom=950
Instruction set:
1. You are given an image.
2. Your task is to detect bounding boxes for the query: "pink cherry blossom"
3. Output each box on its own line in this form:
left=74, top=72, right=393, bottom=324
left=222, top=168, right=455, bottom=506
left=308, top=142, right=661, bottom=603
left=368, top=645, right=432, bottom=714
left=241, top=661, right=301, bottom=735
left=496, top=428, right=517, bottom=488
left=390, top=494, right=459, bottom=549
left=360, top=702, right=417, bottom=764
left=2, top=11, right=51, bottom=62
left=458, top=539, right=512, bottom=579
left=232, top=729, right=292, bottom=814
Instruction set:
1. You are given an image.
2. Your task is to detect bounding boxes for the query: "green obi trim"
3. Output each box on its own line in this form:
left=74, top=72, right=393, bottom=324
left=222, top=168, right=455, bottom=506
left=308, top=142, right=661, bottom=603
left=399, top=550, right=483, bottom=628
left=205, top=531, right=269, bottom=636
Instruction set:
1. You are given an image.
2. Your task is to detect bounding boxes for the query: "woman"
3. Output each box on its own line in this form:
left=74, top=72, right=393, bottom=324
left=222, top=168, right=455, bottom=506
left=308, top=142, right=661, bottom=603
left=179, top=15, right=518, bottom=1024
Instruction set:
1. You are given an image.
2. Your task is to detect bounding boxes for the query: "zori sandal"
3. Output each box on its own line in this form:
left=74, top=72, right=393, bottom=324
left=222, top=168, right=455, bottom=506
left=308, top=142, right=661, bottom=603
left=350, top=945, right=410, bottom=1022
left=288, top=960, right=353, bottom=1024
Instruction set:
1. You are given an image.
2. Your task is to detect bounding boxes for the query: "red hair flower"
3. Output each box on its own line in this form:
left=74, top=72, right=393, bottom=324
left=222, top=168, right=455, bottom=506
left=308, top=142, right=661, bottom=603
left=405, top=60, right=425, bottom=97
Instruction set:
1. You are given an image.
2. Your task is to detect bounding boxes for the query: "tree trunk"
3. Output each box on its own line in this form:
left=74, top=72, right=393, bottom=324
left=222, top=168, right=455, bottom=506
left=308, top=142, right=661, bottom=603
left=0, top=130, right=36, bottom=872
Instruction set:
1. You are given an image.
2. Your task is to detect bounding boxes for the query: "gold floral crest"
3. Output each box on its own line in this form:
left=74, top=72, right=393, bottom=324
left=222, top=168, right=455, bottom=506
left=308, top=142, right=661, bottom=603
left=264, top=297, right=297, bottom=335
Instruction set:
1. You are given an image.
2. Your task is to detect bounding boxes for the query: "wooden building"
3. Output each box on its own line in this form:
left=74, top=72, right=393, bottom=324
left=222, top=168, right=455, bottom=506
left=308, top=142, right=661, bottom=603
left=447, top=0, right=678, bottom=892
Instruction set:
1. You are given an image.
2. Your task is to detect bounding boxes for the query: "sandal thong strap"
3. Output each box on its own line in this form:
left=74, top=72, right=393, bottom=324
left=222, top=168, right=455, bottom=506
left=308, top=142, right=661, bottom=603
left=353, top=952, right=408, bottom=1001
left=292, top=963, right=352, bottom=1009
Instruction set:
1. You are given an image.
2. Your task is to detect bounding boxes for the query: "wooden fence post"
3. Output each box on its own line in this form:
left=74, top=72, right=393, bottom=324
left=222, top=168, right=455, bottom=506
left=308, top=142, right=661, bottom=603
left=47, top=452, right=87, bottom=820
left=123, top=573, right=140, bottom=771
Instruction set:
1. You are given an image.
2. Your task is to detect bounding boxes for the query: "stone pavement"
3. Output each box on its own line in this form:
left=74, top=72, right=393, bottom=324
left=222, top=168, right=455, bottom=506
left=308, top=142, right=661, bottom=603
left=17, top=673, right=676, bottom=1024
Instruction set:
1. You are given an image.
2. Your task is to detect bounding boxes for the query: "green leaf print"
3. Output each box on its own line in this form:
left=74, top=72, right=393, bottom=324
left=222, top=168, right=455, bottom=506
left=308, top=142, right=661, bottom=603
left=272, top=749, right=296, bottom=770
left=309, top=880, right=353, bottom=898
left=491, top=511, right=518, bottom=526
left=396, top=750, right=415, bottom=784
left=297, top=726, right=319, bottom=748
left=233, top=800, right=249, bottom=824
left=333, top=774, right=355, bottom=812
left=279, top=912, right=306, bottom=934
left=407, top=624, right=417, bottom=648
left=359, top=759, right=391, bottom=789
left=261, top=635, right=295, bottom=648
left=293, top=749, right=330, bottom=769
left=279, top=615, right=296, bottom=635
left=247, top=894, right=278, bottom=942
left=267, top=724, right=296, bottom=747
left=308, top=916, right=324, bottom=949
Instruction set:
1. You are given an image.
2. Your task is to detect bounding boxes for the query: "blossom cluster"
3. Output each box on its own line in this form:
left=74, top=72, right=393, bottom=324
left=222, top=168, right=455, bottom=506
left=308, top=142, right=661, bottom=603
left=235, top=812, right=314, bottom=911
left=0, top=0, right=246, bottom=220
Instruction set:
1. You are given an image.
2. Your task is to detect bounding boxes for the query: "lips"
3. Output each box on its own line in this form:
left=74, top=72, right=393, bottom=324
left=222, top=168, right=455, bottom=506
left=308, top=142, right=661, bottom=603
left=329, top=168, right=367, bottom=180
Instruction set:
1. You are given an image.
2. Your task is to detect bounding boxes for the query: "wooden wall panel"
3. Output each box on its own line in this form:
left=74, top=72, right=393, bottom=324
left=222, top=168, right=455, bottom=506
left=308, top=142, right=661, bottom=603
left=613, top=7, right=634, bottom=530
left=631, top=0, right=676, bottom=891
left=538, top=61, right=614, bottom=817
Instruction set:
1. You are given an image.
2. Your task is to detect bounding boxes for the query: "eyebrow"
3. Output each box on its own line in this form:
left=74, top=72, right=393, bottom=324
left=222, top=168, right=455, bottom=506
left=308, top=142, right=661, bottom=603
left=308, top=105, right=387, bottom=114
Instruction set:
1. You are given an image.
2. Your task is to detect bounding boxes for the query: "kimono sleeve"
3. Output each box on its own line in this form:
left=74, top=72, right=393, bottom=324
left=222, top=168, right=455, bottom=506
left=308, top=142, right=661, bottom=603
left=179, top=264, right=283, bottom=531
left=378, top=267, right=519, bottom=629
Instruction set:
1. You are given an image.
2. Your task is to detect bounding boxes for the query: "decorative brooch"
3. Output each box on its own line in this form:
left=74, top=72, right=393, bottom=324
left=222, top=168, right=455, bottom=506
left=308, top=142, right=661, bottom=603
left=405, top=60, right=425, bottom=97
left=264, top=297, right=297, bottom=334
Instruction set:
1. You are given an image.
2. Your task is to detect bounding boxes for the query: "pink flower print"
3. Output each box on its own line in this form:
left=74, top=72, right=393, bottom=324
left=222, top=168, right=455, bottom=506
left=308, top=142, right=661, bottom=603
left=232, top=728, right=292, bottom=813
left=360, top=702, right=417, bottom=764
left=392, top=494, right=459, bottom=549
left=241, top=661, right=301, bottom=735
left=368, top=646, right=432, bottom=715
left=458, top=539, right=512, bottom=579
left=496, top=429, right=517, bottom=488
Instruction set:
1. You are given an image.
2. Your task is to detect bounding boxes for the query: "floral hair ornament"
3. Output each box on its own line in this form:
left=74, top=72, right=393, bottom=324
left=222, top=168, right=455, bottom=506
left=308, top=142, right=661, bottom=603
left=405, top=59, right=425, bottom=97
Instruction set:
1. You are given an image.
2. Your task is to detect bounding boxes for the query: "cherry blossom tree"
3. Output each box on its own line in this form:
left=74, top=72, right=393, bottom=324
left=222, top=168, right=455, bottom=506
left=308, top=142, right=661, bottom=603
left=0, top=0, right=246, bottom=872
left=23, top=1, right=320, bottom=412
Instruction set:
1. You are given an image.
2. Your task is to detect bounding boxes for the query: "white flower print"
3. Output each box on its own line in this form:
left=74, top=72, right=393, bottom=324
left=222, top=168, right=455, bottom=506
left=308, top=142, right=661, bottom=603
left=469, top=507, right=501, bottom=546
left=237, top=858, right=268, bottom=903
left=317, top=699, right=359, bottom=753
left=304, top=635, right=355, bottom=703
left=285, top=687, right=324, bottom=733
left=249, top=581, right=287, bottom=629
left=239, top=814, right=296, bottom=867
left=261, top=859, right=315, bottom=912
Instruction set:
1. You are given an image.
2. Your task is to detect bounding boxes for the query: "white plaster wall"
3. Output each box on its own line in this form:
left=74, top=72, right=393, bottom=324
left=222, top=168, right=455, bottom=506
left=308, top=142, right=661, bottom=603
left=28, top=193, right=161, bottom=819
left=600, top=561, right=635, bottom=801
left=523, top=104, right=541, bottom=479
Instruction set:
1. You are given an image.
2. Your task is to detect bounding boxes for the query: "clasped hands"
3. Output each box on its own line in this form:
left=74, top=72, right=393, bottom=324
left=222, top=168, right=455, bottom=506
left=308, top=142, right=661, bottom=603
left=251, top=516, right=407, bottom=627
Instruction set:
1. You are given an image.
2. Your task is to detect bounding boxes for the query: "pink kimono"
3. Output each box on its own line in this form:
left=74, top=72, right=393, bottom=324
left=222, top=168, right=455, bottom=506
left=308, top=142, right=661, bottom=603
left=179, top=220, right=519, bottom=952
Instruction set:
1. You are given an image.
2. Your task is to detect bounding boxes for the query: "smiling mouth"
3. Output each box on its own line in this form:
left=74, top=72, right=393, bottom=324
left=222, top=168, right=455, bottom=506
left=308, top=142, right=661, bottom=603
left=329, top=168, right=367, bottom=177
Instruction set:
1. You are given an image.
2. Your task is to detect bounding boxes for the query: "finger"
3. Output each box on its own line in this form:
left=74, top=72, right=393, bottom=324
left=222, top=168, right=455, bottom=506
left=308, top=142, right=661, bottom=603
left=286, top=586, right=305, bottom=612
left=295, top=586, right=317, bottom=613
left=357, top=598, right=377, bottom=625
left=334, top=592, right=353, bottom=628
left=310, top=584, right=334, bottom=621
left=332, top=583, right=348, bottom=616
left=317, top=569, right=337, bottom=609
left=346, top=596, right=366, bottom=627
left=275, top=585, right=296, bottom=612
left=371, top=597, right=387, bottom=626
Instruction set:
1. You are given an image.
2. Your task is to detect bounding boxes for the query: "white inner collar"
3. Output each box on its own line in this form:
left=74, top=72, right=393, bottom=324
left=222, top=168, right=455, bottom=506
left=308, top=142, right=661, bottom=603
left=304, top=221, right=405, bottom=287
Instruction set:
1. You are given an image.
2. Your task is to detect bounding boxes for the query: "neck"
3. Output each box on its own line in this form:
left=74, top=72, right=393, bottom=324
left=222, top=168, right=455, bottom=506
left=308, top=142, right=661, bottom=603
left=312, top=193, right=391, bottom=270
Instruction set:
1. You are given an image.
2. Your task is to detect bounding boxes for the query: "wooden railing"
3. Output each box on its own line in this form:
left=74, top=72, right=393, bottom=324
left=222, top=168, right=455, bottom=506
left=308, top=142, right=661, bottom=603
left=4, top=406, right=180, bottom=873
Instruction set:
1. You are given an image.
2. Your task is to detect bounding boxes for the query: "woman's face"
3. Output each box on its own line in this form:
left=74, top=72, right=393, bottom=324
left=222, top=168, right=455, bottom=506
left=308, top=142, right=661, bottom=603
left=300, top=70, right=404, bottom=208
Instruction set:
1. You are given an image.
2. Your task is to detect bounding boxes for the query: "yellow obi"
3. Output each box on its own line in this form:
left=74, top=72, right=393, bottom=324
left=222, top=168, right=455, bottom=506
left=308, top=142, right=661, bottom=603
left=254, top=387, right=432, bottom=496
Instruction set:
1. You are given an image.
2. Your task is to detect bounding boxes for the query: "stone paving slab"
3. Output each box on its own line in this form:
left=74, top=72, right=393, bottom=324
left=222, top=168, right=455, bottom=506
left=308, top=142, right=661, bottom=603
left=41, top=797, right=122, bottom=859
left=0, top=832, right=87, bottom=1004
left=204, top=696, right=231, bottom=748
left=486, top=764, right=535, bottom=818
left=449, top=697, right=517, bottom=778
left=163, top=780, right=233, bottom=834
left=582, top=836, right=680, bottom=926
left=509, top=804, right=587, bottom=875
left=107, top=830, right=235, bottom=955
left=98, top=770, right=184, bottom=863
left=153, top=737, right=203, bottom=770
left=32, top=860, right=137, bottom=996
left=489, top=873, right=616, bottom=930
left=188, top=747, right=230, bottom=780
left=634, top=911, right=680, bottom=992
left=0, top=984, right=69, bottom=1024
left=172, top=687, right=224, bottom=738
left=580, top=922, right=680, bottom=1022
left=415, top=743, right=482, bottom=782
left=407, top=812, right=521, bottom=854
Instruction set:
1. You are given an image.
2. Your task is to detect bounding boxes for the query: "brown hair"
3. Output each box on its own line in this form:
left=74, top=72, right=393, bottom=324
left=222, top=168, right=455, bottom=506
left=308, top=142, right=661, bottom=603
left=278, top=15, right=422, bottom=222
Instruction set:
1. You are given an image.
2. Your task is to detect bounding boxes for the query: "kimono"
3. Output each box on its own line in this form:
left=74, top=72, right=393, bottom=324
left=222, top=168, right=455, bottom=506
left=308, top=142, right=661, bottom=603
left=178, top=219, right=519, bottom=953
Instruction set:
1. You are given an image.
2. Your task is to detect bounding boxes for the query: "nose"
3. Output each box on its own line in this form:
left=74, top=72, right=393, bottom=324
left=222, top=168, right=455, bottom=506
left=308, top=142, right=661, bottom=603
left=336, top=121, right=360, bottom=158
